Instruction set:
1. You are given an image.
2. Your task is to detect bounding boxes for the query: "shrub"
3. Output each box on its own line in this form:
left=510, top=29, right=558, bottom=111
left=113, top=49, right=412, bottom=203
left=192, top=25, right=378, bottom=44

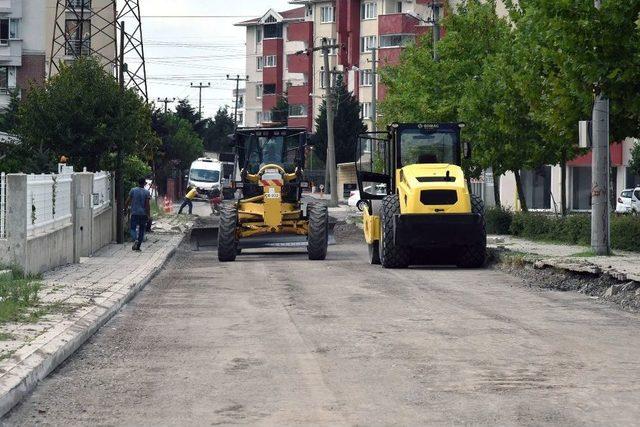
left=485, top=206, right=513, bottom=234
left=611, top=215, right=640, bottom=252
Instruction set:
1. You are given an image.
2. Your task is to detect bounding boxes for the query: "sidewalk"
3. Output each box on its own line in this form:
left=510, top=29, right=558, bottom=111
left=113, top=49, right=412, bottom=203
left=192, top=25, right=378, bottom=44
left=489, top=235, right=640, bottom=282
left=0, top=215, right=192, bottom=416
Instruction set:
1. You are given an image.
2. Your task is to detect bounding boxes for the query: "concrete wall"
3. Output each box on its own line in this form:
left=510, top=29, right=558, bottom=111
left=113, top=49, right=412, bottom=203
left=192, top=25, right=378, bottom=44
left=1, top=172, right=114, bottom=274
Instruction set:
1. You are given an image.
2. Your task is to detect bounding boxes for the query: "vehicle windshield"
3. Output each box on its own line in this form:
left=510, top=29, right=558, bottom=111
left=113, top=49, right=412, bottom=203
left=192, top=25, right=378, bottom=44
left=190, top=169, right=220, bottom=183
left=399, top=129, right=459, bottom=166
left=245, top=134, right=299, bottom=173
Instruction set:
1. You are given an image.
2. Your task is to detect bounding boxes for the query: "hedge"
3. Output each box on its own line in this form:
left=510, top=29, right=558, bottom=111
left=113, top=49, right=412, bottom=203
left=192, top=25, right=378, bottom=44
left=485, top=208, right=640, bottom=252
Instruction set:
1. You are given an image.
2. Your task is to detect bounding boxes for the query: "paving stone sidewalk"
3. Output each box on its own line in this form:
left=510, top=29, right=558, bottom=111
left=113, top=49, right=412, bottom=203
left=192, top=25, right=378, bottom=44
left=0, top=215, right=191, bottom=416
left=489, top=235, right=640, bottom=282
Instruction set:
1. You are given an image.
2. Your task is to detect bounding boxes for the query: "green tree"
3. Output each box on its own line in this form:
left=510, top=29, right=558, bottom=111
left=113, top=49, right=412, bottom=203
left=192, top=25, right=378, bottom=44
left=15, top=57, right=153, bottom=173
left=271, top=95, right=289, bottom=125
left=314, top=74, right=367, bottom=164
left=629, top=141, right=640, bottom=180
left=203, top=107, right=235, bottom=153
left=509, top=0, right=640, bottom=213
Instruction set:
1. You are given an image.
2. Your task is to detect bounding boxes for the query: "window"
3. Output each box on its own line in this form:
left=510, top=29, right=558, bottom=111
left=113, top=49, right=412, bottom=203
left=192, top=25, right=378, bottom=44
left=256, top=84, right=263, bottom=98
left=256, top=111, right=262, bottom=123
left=360, top=35, right=377, bottom=53
left=289, top=104, right=307, bottom=117
left=262, top=110, right=273, bottom=122
left=326, top=38, right=338, bottom=55
left=263, top=84, right=276, bottom=95
left=264, top=55, right=277, bottom=68
left=361, top=2, right=377, bottom=20
left=321, top=6, right=335, bottom=23
left=256, top=27, right=263, bottom=45
left=521, top=166, right=552, bottom=210
left=397, top=1, right=403, bottom=13
left=319, top=71, right=336, bottom=89
left=380, top=34, right=415, bottom=48
left=67, top=0, right=91, bottom=7
left=361, top=102, right=372, bottom=119
left=305, top=5, right=313, bottom=17
left=572, top=167, right=592, bottom=210
left=263, top=23, right=283, bottom=39
left=65, top=19, right=91, bottom=54
left=256, top=56, right=263, bottom=70
left=237, top=112, right=244, bottom=125
left=0, top=67, right=9, bottom=91
left=399, top=129, right=459, bottom=166
left=359, top=69, right=373, bottom=86
left=0, top=20, right=8, bottom=45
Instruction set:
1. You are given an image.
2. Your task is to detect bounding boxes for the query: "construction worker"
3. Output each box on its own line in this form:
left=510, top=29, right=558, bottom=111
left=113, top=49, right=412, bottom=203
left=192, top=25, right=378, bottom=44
left=125, top=177, right=151, bottom=251
left=178, top=186, right=198, bottom=214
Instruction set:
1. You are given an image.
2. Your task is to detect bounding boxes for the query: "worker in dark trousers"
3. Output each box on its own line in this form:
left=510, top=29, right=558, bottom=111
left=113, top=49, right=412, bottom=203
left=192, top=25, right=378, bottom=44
left=178, top=186, right=198, bottom=214
left=126, top=177, right=151, bottom=251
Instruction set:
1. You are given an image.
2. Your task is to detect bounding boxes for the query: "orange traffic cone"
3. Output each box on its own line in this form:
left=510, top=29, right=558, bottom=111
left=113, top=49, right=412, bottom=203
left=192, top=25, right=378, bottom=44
left=163, top=196, right=172, bottom=213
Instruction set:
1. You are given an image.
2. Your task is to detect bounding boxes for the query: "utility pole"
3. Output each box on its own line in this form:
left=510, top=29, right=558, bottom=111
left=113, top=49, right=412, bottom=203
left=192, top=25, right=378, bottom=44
left=295, top=38, right=341, bottom=207
left=432, top=0, right=440, bottom=61
left=116, top=21, right=126, bottom=244
left=591, top=0, right=610, bottom=255
left=190, top=82, right=211, bottom=117
left=226, top=74, right=249, bottom=129
left=157, top=97, right=175, bottom=114
left=369, top=48, right=378, bottom=132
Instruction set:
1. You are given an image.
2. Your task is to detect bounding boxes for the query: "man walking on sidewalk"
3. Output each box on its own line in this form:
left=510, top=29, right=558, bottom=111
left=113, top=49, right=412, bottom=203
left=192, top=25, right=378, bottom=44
left=178, top=186, right=198, bottom=215
left=126, top=177, right=151, bottom=251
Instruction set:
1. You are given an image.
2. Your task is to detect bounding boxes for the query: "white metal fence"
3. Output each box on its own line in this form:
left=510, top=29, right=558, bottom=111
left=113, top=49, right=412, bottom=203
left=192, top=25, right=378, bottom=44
left=92, top=171, right=111, bottom=214
left=0, top=172, right=5, bottom=239
left=26, top=174, right=72, bottom=236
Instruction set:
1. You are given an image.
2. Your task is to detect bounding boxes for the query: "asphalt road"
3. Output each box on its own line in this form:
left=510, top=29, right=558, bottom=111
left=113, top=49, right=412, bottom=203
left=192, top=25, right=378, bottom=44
left=4, top=228, right=640, bottom=425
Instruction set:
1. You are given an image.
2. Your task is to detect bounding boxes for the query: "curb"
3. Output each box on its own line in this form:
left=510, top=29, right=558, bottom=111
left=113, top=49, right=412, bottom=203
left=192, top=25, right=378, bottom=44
left=0, top=233, right=186, bottom=417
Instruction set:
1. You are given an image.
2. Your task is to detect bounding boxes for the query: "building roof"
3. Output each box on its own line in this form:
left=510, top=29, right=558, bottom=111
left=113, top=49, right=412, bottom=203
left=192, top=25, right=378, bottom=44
left=235, top=7, right=305, bottom=26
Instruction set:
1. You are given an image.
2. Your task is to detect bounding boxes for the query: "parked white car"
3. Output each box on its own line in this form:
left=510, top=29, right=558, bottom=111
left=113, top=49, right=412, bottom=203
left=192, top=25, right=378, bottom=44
left=616, top=189, right=634, bottom=214
left=616, top=187, right=640, bottom=214
left=347, top=184, right=387, bottom=208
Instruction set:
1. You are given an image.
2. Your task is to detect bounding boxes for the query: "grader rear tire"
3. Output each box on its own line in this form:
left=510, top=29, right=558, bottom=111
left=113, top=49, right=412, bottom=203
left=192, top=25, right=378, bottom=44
left=307, top=203, right=328, bottom=260
left=218, top=204, right=239, bottom=262
left=379, top=194, right=409, bottom=269
left=457, top=194, right=487, bottom=268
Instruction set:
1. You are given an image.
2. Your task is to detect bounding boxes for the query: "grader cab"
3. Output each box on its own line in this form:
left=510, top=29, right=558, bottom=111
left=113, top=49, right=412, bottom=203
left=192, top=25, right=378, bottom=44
left=217, top=127, right=329, bottom=262
left=355, top=123, right=486, bottom=268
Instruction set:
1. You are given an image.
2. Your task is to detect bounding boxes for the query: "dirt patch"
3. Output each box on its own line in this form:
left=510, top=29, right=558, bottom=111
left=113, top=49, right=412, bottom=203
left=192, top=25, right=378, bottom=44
left=493, top=250, right=640, bottom=313
left=334, top=221, right=364, bottom=244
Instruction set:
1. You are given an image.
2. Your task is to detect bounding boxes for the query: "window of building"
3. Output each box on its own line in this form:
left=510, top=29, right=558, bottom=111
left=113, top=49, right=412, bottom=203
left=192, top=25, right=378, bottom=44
left=262, top=110, right=273, bottom=122
left=289, top=104, right=307, bottom=117
left=0, top=67, right=9, bottom=91
left=263, top=84, right=276, bottom=95
left=256, top=56, right=263, bottom=70
left=256, top=27, right=263, bottom=45
left=67, top=0, right=92, bottom=8
left=0, top=19, right=17, bottom=44
left=326, top=38, right=338, bottom=55
left=360, top=35, right=377, bottom=53
left=237, top=112, right=244, bottom=125
left=319, top=71, right=336, bottom=89
left=321, top=6, right=335, bottom=23
left=305, top=5, right=313, bottom=17
left=264, top=55, right=277, bottom=67
left=0, top=20, right=9, bottom=45
left=361, top=2, right=377, bottom=20
left=64, top=19, right=91, bottom=54
left=521, top=166, right=551, bottom=210
left=264, top=23, right=283, bottom=39
left=397, top=1, right=403, bottom=13
left=256, top=84, right=263, bottom=98
left=361, top=102, right=372, bottom=119
left=572, top=167, right=592, bottom=210
left=359, top=69, right=373, bottom=86
left=380, top=34, right=415, bottom=48
left=256, top=111, right=262, bottom=123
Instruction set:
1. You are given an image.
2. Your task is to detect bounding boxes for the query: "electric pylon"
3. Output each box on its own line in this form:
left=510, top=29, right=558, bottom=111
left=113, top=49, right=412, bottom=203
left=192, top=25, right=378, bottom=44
left=49, top=0, right=148, bottom=100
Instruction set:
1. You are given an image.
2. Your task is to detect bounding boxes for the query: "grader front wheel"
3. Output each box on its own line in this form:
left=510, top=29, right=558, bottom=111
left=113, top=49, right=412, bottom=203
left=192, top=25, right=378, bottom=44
left=307, top=203, right=328, bottom=260
left=218, top=204, right=239, bottom=262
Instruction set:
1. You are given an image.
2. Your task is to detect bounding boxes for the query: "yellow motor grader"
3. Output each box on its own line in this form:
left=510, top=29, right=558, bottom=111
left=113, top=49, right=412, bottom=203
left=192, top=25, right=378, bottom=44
left=355, top=123, right=486, bottom=268
left=217, top=127, right=328, bottom=262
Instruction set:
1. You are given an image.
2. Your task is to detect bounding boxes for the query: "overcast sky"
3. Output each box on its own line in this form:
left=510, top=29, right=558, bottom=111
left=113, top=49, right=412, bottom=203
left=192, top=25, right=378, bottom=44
left=129, top=0, right=293, bottom=118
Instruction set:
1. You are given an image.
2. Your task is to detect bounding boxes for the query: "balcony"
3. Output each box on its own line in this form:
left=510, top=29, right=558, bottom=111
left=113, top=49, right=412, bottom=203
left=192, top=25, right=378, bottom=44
left=287, top=84, right=310, bottom=105
left=287, top=21, right=313, bottom=43
left=378, top=13, right=420, bottom=36
left=287, top=53, right=311, bottom=74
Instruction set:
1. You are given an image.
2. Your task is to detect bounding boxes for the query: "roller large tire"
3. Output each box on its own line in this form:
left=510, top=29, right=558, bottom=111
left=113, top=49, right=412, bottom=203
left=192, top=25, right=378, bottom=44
left=307, top=203, right=328, bottom=260
left=218, top=204, right=239, bottom=262
left=379, top=194, right=409, bottom=269
left=457, top=194, right=487, bottom=268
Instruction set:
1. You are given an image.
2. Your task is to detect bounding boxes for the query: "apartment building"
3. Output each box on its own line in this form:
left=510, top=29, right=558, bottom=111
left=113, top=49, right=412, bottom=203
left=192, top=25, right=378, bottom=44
left=0, top=0, right=115, bottom=109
